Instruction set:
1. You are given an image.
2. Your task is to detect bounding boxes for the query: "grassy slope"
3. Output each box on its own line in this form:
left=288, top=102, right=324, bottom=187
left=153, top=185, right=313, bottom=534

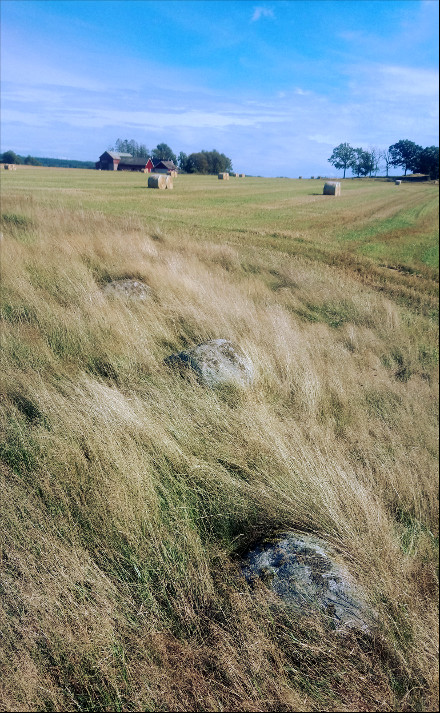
left=1, top=169, right=438, bottom=712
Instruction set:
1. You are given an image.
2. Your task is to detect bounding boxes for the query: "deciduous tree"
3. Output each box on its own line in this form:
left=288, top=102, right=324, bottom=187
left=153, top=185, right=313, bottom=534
left=389, top=140, right=422, bottom=175
left=328, top=143, right=355, bottom=178
left=178, top=152, right=188, bottom=171
left=367, top=146, right=380, bottom=176
left=380, top=148, right=393, bottom=177
left=349, top=148, right=364, bottom=177
left=152, top=143, right=177, bottom=164
left=1, top=150, right=21, bottom=164
left=111, top=139, right=149, bottom=158
left=186, top=152, right=210, bottom=174
left=415, top=146, right=439, bottom=179
left=183, top=150, right=232, bottom=174
left=350, top=148, right=376, bottom=177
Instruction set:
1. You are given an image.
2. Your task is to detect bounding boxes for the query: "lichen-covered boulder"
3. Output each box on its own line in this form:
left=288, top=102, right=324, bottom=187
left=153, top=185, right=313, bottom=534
left=102, top=279, right=151, bottom=300
left=165, top=339, right=254, bottom=388
left=242, top=532, right=372, bottom=632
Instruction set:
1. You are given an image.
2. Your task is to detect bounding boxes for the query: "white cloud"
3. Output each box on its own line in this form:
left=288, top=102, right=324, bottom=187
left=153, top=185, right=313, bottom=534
left=251, top=6, right=275, bottom=22
left=377, top=65, right=439, bottom=99
left=69, top=107, right=286, bottom=130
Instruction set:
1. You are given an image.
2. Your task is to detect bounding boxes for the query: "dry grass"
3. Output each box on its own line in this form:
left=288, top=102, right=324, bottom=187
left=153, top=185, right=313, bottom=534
left=0, top=171, right=438, bottom=711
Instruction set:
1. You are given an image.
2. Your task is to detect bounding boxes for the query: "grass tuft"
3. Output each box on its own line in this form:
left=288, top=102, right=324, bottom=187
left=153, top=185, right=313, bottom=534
left=1, top=170, right=438, bottom=711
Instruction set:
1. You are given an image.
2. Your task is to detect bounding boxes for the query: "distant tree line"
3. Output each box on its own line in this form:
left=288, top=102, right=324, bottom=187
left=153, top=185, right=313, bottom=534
left=1, top=150, right=42, bottom=165
left=0, top=150, right=95, bottom=169
left=328, top=140, right=439, bottom=179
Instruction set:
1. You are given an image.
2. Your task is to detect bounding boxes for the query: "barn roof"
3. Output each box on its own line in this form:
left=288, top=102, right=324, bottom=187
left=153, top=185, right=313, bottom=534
left=119, top=157, right=149, bottom=166
left=153, top=159, right=177, bottom=170
left=103, top=151, right=133, bottom=159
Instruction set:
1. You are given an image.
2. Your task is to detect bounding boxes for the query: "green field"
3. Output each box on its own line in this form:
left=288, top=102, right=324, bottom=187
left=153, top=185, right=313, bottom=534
left=1, top=168, right=439, bottom=711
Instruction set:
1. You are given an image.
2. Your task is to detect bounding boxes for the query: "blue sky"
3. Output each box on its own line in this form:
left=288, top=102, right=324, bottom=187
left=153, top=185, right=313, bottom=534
left=1, top=0, right=438, bottom=176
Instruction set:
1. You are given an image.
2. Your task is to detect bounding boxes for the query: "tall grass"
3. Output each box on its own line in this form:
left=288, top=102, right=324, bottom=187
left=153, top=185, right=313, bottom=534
left=1, top=171, right=438, bottom=711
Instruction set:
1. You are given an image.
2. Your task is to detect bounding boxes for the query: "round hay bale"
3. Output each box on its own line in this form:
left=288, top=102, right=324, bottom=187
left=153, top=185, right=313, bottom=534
left=218, top=172, right=229, bottom=180
left=395, top=180, right=402, bottom=185
left=323, top=181, right=341, bottom=196
left=148, top=174, right=167, bottom=189
left=165, top=176, right=173, bottom=190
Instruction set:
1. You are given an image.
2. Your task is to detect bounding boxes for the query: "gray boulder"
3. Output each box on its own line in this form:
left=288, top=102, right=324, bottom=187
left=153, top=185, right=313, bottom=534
left=165, top=339, right=254, bottom=388
left=242, top=532, right=372, bottom=632
left=102, top=279, right=151, bottom=300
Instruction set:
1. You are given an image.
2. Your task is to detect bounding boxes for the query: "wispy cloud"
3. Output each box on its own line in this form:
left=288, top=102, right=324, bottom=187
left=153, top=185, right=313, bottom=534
left=1, top=2, right=437, bottom=176
left=251, top=6, right=275, bottom=23
left=2, top=57, right=438, bottom=174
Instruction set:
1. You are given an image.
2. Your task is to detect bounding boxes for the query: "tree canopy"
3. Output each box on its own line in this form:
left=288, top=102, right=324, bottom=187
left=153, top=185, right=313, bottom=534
left=111, top=139, right=149, bottom=158
left=1, top=150, right=21, bottom=164
left=328, top=140, right=437, bottom=178
left=151, top=143, right=177, bottom=164
left=177, top=152, right=188, bottom=171
left=389, top=140, right=422, bottom=175
left=415, top=146, right=439, bottom=179
left=180, top=150, right=232, bottom=174
left=327, top=143, right=355, bottom=178
left=349, top=148, right=377, bottom=177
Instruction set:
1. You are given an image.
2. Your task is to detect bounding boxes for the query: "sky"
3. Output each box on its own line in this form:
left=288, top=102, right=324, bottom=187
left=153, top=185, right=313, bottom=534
left=1, top=0, right=438, bottom=177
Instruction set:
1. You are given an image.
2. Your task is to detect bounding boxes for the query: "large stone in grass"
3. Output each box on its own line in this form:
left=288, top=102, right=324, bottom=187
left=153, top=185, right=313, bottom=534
left=242, top=532, right=372, bottom=632
left=102, top=279, right=151, bottom=300
left=165, top=339, right=254, bottom=388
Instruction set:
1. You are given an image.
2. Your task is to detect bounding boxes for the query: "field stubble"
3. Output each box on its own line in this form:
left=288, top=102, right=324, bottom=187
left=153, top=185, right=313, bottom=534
left=1, top=170, right=438, bottom=711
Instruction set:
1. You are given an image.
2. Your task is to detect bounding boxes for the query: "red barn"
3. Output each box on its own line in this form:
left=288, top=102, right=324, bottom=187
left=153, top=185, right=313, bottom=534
left=95, top=151, right=132, bottom=170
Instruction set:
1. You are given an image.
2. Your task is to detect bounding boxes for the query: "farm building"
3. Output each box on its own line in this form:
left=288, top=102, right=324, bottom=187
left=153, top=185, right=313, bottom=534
left=95, top=151, right=133, bottom=170
left=118, top=157, right=151, bottom=172
left=152, top=160, right=178, bottom=175
left=96, top=153, right=176, bottom=173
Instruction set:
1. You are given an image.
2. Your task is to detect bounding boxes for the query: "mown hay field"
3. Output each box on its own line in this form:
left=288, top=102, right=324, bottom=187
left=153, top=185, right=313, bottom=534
left=1, top=168, right=438, bottom=712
